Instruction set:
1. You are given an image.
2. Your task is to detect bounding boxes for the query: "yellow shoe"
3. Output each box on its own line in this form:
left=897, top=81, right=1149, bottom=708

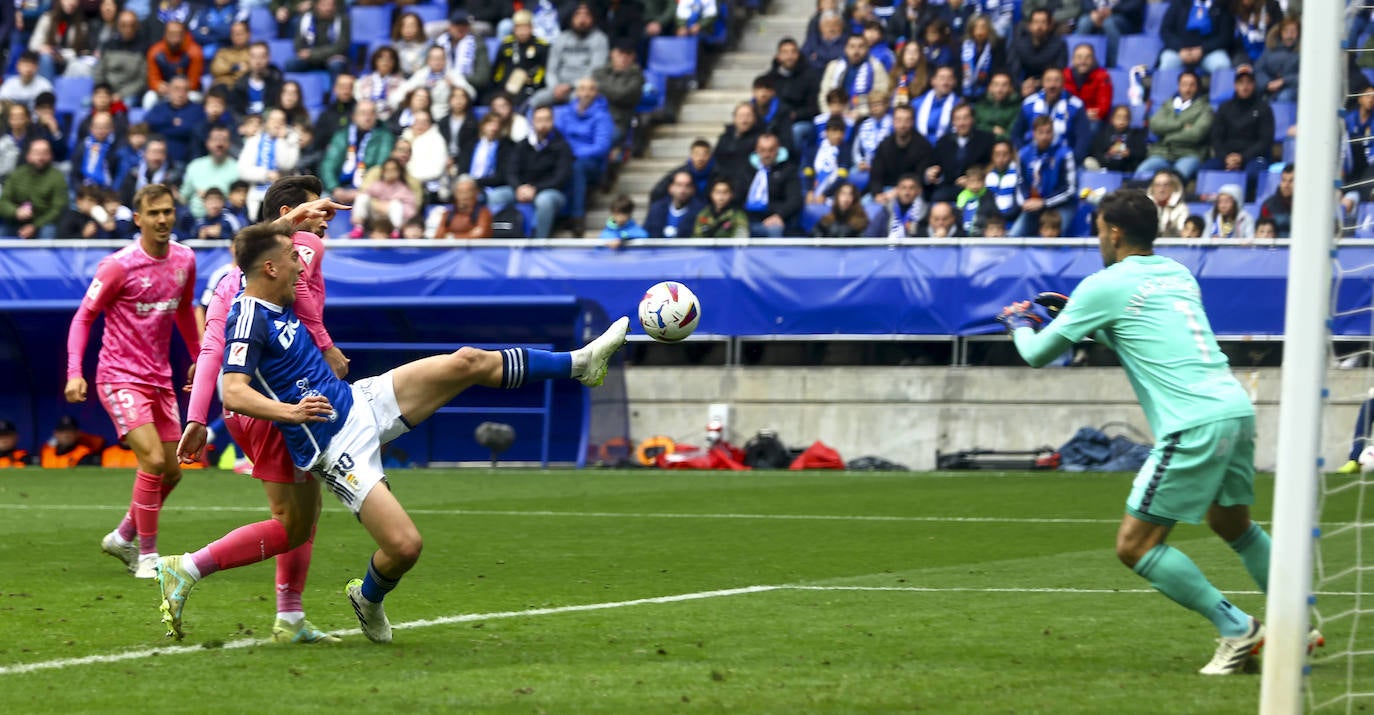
left=271, top=618, right=341, bottom=644
left=1338, top=460, right=1361, bottom=474
left=155, top=554, right=198, bottom=640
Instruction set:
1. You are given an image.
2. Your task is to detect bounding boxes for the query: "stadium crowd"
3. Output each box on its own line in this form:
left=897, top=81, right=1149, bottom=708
left=0, top=0, right=1363, bottom=240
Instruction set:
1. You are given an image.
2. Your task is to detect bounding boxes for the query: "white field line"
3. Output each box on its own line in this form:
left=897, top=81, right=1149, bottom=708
left=4, top=503, right=1368, bottom=528
left=4, top=583, right=1369, bottom=677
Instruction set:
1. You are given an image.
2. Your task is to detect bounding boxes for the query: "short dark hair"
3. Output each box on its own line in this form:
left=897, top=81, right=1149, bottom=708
left=76, top=185, right=103, bottom=202
left=203, top=186, right=226, bottom=200
left=133, top=183, right=175, bottom=212
left=93, top=82, right=113, bottom=94
left=1255, top=216, right=1277, bottom=231
left=752, top=74, right=776, bottom=91
left=690, top=138, right=712, bottom=152
left=776, top=37, right=797, bottom=50
left=234, top=222, right=293, bottom=274
left=893, top=104, right=915, bottom=118
left=229, top=179, right=250, bottom=193
left=1098, top=190, right=1159, bottom=248
left=1031, top=114, right=1054, bottom=130
left=897, top=173, right=920, bottom=186
left=825, top=116, right=847, bottom=133
left=1028, top=8, right=1052, bottom=23
left=17, top=50, right=37, bottom=64
left=1183, top=214, right=1206, bottom=233
left=610, top=194, right=635, bottom=215
left=825, top=88, right=847, bottom=105
left=260, top=175, right=323, bottom=222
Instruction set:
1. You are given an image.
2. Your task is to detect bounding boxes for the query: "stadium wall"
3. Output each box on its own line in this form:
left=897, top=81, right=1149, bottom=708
left=625, top=367, right=1364, bottom=471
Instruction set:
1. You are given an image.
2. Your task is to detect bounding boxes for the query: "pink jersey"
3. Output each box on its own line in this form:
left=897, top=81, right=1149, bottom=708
left=187, top=231, right=333, bottom=425
left=67, top=241, right=200, bottom=389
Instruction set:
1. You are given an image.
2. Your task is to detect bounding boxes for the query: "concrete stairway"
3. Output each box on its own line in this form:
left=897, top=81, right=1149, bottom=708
left=578, top=4, right=812, bottom=236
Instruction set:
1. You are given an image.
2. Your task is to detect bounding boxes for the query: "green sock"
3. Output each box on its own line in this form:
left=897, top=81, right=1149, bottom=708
left=1134, top=544, right=1251, bottom=637
left=1228, top=523, right=1271, bottom=594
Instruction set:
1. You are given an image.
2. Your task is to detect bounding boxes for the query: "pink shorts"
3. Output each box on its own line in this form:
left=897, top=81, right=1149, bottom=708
left=224, top=412, right=311, bottom=484
left=97, top=382, right=181, bottom=442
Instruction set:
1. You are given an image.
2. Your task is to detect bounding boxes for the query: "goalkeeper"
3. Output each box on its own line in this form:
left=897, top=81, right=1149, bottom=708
left=998, top=189, right=1271, bottom=675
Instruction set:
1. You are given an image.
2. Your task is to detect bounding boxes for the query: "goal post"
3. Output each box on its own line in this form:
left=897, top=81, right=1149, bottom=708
left=1259, top=0, right=1343, bottom=712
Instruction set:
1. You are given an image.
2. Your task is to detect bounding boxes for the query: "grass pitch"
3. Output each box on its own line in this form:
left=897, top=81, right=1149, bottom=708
left=0, top=468, right=1355, bottom=713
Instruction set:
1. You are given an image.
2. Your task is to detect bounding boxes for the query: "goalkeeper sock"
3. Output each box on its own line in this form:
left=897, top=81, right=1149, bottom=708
left=500, top=347, right=571, bottom=388
left=1134, top=544, right=1252, bottom=638
left=1228, top=522, right=1271, bottom=593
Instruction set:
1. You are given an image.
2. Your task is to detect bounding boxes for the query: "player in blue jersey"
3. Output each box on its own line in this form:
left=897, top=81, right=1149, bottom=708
left=997, top=189, right=1274, bottom=675
left=155, top=222, right=630, bottom=643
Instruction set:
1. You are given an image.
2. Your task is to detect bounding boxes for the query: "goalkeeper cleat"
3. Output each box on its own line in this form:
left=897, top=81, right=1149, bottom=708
left=272, top=618, right=341, bottom=644
left=345, top=578, right=392, bottom=643
left=134, top=553, right=159, bottom=579
left=1309, top=628, right=1326, bottom=654
left=1199, top=617, right=1265, bottom=675
left=156, top=554, right=198, bottom=640
left=1337, top=460, right=1361, bottom=474
left=101, top=531, right=139, bottom=574
left=575, top=316, right=629, bottom=388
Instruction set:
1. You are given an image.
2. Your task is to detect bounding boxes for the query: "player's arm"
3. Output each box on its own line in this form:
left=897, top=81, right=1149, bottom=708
left=290, top=235, right=349, bottom=377
left=174, top=259, right=201, bottom=389
left=1003, top=279, right=1116, bottom=368
left=179, top=292, right=232, bottom=463
left=64, top=260, right=125, bottom=402
left=220, top=309, right=333, bottom=424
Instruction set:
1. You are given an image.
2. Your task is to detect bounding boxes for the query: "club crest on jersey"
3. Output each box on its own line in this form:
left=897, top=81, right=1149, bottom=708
left=140, top=276, right=153, bottom=288
left=298, top=246, right=316, bottom=265
left=275, top=317, right=301, bottom=349
left=174, top=268, right=187, bottom=286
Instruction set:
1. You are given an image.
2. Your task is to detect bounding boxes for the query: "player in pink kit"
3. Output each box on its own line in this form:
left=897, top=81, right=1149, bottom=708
left=175, top=176, right=351, bottom=643
left=66, top=184, right=200, bottom=579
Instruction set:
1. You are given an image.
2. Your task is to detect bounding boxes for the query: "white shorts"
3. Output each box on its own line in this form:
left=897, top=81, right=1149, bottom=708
left=313, top=370, right=411, bottom=515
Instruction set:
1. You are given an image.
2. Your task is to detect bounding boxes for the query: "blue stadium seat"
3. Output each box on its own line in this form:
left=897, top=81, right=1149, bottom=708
left=328, top=208, right=351, bottom=237
left=268, top=39, right=295, bottom=69
left=284, top=71, right=329, bottom=112
left=127, top=106, right=145, bottom=125
left=486, top=36, right=499, bottom=62
left=1150, top=67, right=1180, bottom=105
left=1209, top=68, right=1234, bottom=105
left=515, top=202, right=538, bottom=237
left=1281, top=137, right=1294, bottom=163
left=409, top=3, right=446, bottom=25
left=1116, top=35, right=1162, bottom=70
left=801, top=203, right=829, bottom=233
left=647, top=36, right=699, bottom=79
left=1186, top=201, right=1211, bottom=218
left=1257, top=170, right=1281, bottom=202
left=1129, top=103, right=1148, bottom=127
left=1144, top=3, right=1168, bottom=36
left=1270, top=102, right=1296, bottom=141
left=349, top=5, right=394, bottom=43
left=1080, top=170, right=1125, bottom=193
left=1196, top=170, right=1244, bottom=197
left=703, top=0, right=729, bottom=48
left=1107, top=68, right=1130, bottom=107
left=636, top=70, right=666, bottom=114
left=249, top=5, right=276, bottom=38
left=1364, top=68, right=1374, bottom=89
left=1064, top=34, right=1106, bottom=65
left=1357, top=203, right=1374, bottom=238
left=53, top=75, right=93, bottom=113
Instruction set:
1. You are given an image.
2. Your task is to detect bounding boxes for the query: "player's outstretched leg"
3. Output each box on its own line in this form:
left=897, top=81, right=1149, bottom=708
left=345, top=486, right=422, bottom=643
left=386, top=316, right=630, bottom=427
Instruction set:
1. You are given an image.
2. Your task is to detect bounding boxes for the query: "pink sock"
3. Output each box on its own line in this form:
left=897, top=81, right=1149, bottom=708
left=275, top=531, right=314, bottom=614
left=159, top=478, right=177, bottom=504
left=131, top=470, right=162, bottom=555
left=116, top=511, right=136, bottom=541
left=192, top=519, right=290, bottom=577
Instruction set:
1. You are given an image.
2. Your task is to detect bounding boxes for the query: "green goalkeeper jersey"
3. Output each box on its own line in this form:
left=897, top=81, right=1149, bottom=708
left=1012, top=254, right=1254, bottom=437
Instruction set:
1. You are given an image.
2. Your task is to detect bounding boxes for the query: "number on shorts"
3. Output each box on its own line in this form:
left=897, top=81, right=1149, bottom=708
left=117, top=389, right=136, bottom=410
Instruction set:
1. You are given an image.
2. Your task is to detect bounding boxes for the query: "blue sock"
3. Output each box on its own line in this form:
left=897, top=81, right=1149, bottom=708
left=501, top=347, right=571, bottom=388
left=360, top=557, right=400, bottom=603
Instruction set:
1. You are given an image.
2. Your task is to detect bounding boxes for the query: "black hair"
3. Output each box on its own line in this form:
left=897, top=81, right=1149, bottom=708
left=1098, top=190, right=1159, bottom=248
left=260, top=175, right=324, bottom=222
left=234, top=222, right=293, bottom=274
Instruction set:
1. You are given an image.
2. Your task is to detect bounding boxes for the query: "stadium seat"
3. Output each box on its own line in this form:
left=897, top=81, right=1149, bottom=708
left=1116, top=35, right=1162, bottom=70
left=1256, top=170, right=1281, bottom=202
left=328, top=208, right=352, bottom=236
left=801, top=203, right=829, bottom=233
left=1196, top=170, right=1244, bottom=197
left=1357, top=203, right=1374, bottom=238
left=1107, top=68, right=1130, bottom=107
left=1187, top=201, right=1211, bottom=218
left=1363, top=68, right=1374, bottom=89
left=486, top=37, right=499, bottom=63
left=703, top=0, right=729, bottom=48
left=1064, top=34, right=1106, bottom=65
left=268, top=39, right=295, bottom=69
left=1150, top=67, right=1181, bottom=105
left=1080, top=170, right=1125, bottom=193
left=1129, top=103, right=1148, bottom=127
left=126, top=106, right=145, bottom=125
left=636, top=70, right=666, bottom=114
left=349, top=5, right=393, bottom=43
left=284, top=71, right=329, bottom=112
left=515, top=202, right=537, bottom=237
left=647, top=36, right=699, bottom=79
left=53, top=75, right=93, bottom=114
left=249, top=5, right=276, bottom=38
left=1270, top=102, right=1296, bottom=141
left=1209, top=68, right=1234, bottom=105
left=1281, top=137, right=1294, bottom=163
left=1144, top=3, right=1168, bottom=36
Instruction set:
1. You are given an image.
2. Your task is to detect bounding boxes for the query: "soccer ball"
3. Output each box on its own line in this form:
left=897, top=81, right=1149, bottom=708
left=638, top=281, right=701, bottom=343
left=1360, top=445, right=1374, bottom=474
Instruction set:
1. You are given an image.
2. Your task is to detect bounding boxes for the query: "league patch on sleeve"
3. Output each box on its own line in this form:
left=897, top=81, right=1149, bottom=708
left=86, top=277, right=103, bottom=301
left=228, top=342, right=248, bottom=367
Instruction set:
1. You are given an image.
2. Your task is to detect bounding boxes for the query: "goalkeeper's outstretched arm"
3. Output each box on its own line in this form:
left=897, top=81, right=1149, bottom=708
left=1010, top=327, right=1075, bottom=368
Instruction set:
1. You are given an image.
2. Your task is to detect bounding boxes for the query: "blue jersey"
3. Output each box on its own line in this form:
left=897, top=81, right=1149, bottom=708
left=222, top=296, right=354, bottom=469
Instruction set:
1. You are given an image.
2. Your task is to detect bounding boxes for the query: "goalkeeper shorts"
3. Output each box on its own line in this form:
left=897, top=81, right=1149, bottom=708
left=1126, top=415, right=1256, bottom=526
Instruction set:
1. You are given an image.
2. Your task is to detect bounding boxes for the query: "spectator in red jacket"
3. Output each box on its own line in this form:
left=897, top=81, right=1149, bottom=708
left=143, top=20, right=203, bottom=110
left=1063, top=42, right=1111, bottom=129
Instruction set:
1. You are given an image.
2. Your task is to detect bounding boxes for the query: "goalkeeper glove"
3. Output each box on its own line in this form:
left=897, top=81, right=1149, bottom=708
left=996, top=300, right=1044, bottom=332
left=1034, top=291, right=1069, bottom=321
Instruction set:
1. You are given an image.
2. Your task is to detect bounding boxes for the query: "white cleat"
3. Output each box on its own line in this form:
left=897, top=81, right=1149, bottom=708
left=101, top=531, right=139, bottom=574
left=345, top=578, right=392, bottom=643
left=1309, top=628, right=1326, bottom=654
left=133, top=553, right=160, bottom=579
left=1199, top=617, right=1265, bottom=675
left=574, top=316, right=629, bottom=388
